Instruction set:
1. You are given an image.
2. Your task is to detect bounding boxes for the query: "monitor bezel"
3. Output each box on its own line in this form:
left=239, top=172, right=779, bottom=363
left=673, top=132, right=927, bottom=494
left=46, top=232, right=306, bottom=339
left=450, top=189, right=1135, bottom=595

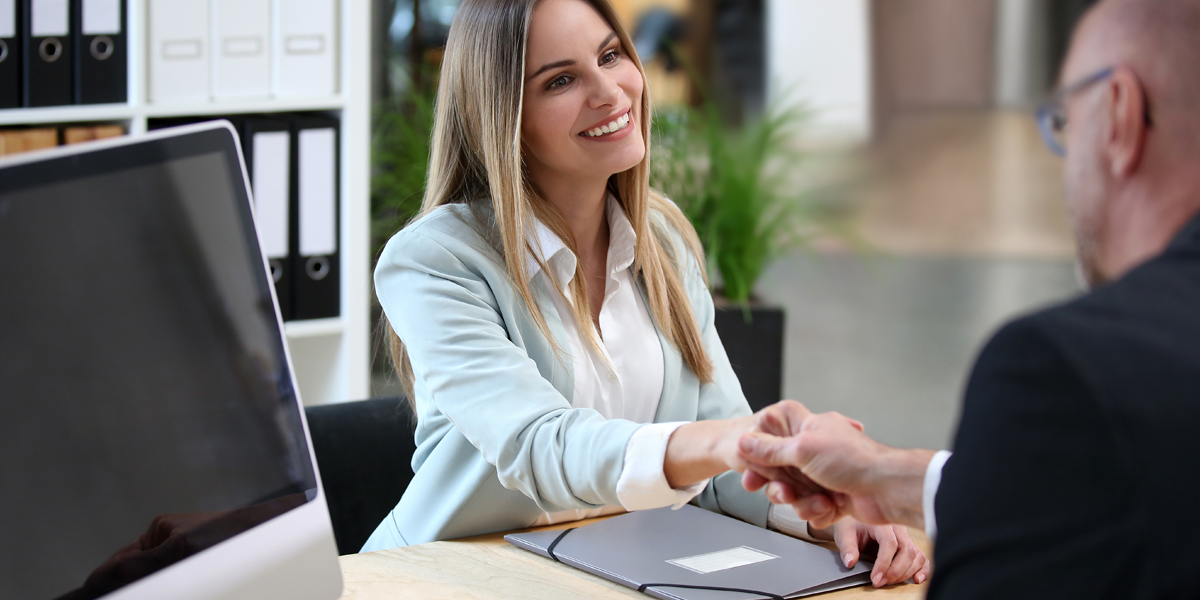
left=0, top=121, right=343, bottom=600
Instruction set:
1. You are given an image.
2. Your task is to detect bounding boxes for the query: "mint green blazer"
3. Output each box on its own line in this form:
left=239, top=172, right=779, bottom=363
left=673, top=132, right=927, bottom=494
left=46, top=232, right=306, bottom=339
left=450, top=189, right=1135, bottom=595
left=361, top=202, right=770, bottom=551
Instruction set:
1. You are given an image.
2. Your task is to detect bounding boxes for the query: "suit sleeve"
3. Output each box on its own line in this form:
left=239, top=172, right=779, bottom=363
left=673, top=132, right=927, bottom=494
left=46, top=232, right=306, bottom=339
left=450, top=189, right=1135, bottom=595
left=375, top=228, right=642, bottom=513
left=663, top=223, right=773, bottom=527
left=928, top=317, right=1141, bottom=600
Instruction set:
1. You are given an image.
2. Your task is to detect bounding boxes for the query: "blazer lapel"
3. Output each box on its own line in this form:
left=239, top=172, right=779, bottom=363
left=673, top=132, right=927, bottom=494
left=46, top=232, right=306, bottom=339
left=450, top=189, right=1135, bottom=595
left=531, top=271, right=575, bottom=404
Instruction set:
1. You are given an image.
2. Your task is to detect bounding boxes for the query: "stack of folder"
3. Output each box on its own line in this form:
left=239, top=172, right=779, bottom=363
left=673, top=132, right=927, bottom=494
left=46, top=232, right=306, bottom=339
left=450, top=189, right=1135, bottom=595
left=0, top=0, right=127, bottom=108
left=151, top=113, right=340, bottom=322
left=0, top=0, right=339, bottom=109
left=148, top=0, right=338, bottom=104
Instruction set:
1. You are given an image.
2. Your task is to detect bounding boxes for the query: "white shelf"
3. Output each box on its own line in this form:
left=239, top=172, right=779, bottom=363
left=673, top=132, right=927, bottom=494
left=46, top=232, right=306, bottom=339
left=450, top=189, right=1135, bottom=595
left=142, top=96, right=345, bottom=119
left=0, top=104, right=136, bottom=126
left=0, top=0, right=372, bottom=405
left=285, top=318, right=346, bottom=339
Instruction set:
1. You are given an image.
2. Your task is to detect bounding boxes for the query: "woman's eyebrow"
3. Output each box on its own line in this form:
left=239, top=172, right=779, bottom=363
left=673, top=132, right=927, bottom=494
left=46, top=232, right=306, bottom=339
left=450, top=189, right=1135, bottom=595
left=528, top=59, right=575, bottom=82
left=525, top=33, right=619, bottom=82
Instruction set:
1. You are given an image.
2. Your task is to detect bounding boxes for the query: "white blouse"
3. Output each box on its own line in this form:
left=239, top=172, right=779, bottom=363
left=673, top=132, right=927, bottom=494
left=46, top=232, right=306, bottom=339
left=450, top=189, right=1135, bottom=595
left=526, top=196, right=811, bottom=541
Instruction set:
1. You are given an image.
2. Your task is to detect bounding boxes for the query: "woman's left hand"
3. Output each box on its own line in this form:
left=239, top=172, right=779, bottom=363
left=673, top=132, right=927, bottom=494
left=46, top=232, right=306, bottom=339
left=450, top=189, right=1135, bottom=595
left=811, top=519, right=931, bottom=588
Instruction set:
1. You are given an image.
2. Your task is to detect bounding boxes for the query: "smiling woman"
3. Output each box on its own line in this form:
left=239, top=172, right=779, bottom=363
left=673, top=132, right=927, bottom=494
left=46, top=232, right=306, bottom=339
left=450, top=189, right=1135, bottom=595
left=364, top=0, right=928, bottom=587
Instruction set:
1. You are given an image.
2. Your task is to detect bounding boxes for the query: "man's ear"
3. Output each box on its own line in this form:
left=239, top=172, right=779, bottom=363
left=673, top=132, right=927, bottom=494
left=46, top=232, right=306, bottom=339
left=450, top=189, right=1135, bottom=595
left=1104, top=67, right=1148, bottom=177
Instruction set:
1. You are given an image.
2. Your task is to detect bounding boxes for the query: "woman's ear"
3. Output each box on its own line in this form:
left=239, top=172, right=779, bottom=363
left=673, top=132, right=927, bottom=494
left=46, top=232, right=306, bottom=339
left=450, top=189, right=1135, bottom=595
left=1104, top=67, right=1149, bottom=178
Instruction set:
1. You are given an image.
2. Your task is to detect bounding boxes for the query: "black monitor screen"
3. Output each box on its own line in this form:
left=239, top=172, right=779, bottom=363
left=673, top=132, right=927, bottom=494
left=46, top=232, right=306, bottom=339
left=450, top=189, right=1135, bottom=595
left=0, top=126, right=317, bottom=600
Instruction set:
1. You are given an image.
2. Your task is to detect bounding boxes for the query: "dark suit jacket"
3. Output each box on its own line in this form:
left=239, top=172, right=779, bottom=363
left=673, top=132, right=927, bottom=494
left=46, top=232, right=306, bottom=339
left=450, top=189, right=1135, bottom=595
left=929, top=213, right=1200, bottom=600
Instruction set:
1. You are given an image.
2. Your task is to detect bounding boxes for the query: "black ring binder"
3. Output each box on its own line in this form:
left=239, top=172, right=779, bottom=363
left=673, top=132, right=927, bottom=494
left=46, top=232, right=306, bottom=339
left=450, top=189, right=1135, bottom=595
left=38, top=38, right=62, bottom=62
left=91, top=35, right=113, bottom=60
left=306, top=256, right=330, bottom=280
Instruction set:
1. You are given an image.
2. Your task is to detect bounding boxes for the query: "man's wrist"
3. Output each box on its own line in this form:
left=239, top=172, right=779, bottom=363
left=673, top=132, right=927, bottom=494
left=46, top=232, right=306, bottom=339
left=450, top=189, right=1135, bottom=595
left=870, top=448, right=936, bottom=530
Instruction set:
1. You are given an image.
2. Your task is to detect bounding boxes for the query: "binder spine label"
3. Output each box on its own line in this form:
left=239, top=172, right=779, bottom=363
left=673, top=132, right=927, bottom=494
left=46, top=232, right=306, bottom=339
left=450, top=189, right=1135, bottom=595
left=253, top=131, right=291, bottom=259
left=32, top=0, right=68, bottom=36
left=82, top=0, right=119, bottom=34
left=0, top=0, right=14, bottom=37
left=298, top=128, right=337, bottom=256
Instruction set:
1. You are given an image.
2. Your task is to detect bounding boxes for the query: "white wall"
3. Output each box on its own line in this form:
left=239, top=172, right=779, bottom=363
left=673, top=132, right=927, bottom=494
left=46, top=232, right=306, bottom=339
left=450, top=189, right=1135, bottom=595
left=767, top=0, right=872, bottom=142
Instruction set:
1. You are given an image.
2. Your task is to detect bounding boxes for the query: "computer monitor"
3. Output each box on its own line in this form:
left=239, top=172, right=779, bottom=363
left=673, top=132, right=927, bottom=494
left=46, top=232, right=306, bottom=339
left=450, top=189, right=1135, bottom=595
left=0, top=122, right=343, bottom=600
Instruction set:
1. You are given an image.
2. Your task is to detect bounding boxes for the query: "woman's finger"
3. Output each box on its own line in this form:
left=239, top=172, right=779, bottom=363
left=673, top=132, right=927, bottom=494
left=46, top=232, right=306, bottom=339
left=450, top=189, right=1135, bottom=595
left=869, top=527, right=898, bottom=587
left=832, top=521, right=859, bottom=568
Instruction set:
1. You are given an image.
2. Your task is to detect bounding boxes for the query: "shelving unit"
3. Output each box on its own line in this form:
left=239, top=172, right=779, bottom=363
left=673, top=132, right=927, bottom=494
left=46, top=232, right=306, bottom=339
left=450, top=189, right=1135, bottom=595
left=0, top=0, right=371, bottom=406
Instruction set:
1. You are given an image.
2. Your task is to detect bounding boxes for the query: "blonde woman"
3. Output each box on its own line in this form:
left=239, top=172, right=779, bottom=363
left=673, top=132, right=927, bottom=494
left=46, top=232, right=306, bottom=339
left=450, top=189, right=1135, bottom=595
left=365, top=0, right=928, bottom=587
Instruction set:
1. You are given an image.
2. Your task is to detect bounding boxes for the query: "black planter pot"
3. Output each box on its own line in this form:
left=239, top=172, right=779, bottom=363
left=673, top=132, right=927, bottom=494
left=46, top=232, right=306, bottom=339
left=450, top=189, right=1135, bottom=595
left=713, top=303, right=785, bottom=413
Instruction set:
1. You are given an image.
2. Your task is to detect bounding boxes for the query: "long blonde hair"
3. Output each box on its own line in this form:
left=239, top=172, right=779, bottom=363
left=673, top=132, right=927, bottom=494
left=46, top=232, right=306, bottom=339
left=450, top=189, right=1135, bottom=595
left=387, top=0, right=712, bottom=408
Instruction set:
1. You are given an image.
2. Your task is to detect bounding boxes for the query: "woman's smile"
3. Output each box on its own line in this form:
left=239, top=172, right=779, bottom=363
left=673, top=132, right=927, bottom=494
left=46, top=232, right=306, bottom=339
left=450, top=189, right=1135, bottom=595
left=579, top=110, right=633, bottom=140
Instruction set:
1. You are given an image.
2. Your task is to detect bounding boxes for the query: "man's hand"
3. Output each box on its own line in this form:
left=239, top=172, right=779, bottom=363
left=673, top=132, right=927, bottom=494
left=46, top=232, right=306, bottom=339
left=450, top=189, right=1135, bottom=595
left=738, top=401, right=934, bottom=531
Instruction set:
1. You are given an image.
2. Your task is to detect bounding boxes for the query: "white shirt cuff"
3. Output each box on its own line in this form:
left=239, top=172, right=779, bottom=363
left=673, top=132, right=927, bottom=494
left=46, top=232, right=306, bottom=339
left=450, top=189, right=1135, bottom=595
left=615, top=422, right=709, bottom=511
left=923, top=450, right=952, bottom=541
left=767, top=504, right=818, bottom=542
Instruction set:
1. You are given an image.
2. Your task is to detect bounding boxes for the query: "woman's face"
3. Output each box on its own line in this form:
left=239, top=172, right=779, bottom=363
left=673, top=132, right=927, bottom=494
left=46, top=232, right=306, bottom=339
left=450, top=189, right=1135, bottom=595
left=521, top=0, right=645, bottom=189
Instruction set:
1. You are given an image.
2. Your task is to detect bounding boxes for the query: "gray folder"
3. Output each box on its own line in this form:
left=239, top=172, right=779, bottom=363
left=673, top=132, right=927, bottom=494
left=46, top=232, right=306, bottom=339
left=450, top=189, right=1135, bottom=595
left=505, top=505, right=872, bottom=600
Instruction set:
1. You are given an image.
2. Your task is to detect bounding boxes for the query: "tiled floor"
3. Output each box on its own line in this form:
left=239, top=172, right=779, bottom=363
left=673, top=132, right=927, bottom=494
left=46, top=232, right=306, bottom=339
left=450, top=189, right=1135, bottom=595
left=758, top=252, right=1080, bottom=450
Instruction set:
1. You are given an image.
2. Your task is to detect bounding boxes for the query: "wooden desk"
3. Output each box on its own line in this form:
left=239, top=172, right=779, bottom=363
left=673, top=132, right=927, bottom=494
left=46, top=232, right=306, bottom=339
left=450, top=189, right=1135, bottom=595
left=339, top=518, right=931, bottom=599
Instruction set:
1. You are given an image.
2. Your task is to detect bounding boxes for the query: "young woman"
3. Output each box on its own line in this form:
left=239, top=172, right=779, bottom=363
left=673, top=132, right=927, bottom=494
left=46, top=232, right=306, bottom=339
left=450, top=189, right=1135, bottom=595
left=365, top=0, right=928, bottom=587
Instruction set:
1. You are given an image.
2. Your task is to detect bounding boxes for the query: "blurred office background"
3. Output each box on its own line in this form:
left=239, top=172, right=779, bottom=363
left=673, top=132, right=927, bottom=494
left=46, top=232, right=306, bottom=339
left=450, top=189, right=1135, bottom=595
left=370, top=0, right=1099, bottom=450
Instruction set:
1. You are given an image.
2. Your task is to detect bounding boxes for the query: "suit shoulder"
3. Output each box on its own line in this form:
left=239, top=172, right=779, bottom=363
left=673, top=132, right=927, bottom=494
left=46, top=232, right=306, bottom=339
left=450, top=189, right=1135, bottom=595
left=378, top=204, right=501, bottom=272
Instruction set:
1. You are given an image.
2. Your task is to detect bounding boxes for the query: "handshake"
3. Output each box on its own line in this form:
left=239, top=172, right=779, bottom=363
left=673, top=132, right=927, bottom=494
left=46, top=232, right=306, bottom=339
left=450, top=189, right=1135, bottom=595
left=732, top=400, right=936, bottom=534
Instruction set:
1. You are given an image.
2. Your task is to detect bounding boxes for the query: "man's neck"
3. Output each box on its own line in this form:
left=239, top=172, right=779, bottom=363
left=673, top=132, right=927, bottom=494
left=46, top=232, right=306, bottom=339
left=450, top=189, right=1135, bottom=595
left=1100, top=183, right=1200, bottom=281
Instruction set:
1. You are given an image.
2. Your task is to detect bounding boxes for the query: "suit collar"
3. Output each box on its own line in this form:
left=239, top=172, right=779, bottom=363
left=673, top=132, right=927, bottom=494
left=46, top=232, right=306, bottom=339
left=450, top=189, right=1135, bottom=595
left=1165, top=209, right=1200, bottom=255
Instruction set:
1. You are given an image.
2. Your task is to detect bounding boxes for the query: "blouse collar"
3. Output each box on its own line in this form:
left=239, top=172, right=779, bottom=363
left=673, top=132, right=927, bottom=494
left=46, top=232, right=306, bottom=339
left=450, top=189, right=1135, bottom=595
left=527, top=194, right=638, bottom=286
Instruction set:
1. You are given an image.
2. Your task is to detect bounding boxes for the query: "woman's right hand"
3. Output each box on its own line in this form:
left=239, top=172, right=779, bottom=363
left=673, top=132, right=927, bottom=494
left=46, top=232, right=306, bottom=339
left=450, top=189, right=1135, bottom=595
left=663, top=415, right=758, bottom=488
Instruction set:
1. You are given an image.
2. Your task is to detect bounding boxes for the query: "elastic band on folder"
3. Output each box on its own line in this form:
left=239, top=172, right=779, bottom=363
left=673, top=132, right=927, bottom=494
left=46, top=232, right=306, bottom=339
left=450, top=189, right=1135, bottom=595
left=637, top=583, right=785, bottom=600
left=545, top=527, right=576, bottom=563
left=546, top=528, right=785, bottom=599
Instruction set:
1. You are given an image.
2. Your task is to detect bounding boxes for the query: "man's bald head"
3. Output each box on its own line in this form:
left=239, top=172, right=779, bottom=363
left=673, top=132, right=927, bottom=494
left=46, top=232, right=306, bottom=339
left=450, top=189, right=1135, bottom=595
left=1068, top=0, right=1200, bottom=137
left=1058, top=0, right=1200, bottom=288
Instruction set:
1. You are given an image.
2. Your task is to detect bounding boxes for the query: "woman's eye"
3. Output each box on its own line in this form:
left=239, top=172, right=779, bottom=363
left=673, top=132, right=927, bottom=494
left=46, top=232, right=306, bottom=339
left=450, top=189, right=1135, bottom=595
left=548, top=75, right=572, bottom=90
left=601, top=49, right=621, bottom=65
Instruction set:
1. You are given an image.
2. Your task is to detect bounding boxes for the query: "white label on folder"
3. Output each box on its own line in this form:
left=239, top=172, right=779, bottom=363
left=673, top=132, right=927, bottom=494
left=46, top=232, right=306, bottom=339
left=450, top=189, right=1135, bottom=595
left=82, top=0, right=121, bottom=35
left=667, top=546, right=779, bottom=575
left=224, top=36, right=263, bottom=56
left=252, top=131, right=291, bottom=259
left=285, top=34, right=324, bottom=54
left=162, top=39, right=202, bottom=59
left=298, top=128, right=337, bottom=256
left=0, top=0, right=15, bottom=39
left=32, top=0, right=69, bottom=37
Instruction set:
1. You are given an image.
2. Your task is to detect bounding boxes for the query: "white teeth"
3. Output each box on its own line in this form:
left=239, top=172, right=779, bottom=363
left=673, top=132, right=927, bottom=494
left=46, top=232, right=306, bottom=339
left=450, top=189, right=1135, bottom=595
left=584, top=113, right=632, bottom=137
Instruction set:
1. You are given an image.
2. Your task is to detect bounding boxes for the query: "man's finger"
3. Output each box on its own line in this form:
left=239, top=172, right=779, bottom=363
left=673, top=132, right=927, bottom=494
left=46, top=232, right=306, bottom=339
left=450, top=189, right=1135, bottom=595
left=742, top=469, right=769, bottom=492
left=738, top=432, right=805, bottom=468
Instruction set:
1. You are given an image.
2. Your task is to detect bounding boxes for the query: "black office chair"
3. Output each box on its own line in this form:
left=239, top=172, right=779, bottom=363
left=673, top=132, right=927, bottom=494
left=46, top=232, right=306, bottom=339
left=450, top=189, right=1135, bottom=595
left=304, top=396, right=417, bottom=555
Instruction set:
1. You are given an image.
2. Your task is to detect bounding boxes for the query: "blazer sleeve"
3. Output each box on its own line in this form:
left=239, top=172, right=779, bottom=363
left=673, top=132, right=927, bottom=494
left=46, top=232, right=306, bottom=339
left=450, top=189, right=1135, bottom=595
left=928, top=317, right=1142, bottom=599
left=375, top=227, right=642, bottom=513
left=661, top=221, right=773, bottom=527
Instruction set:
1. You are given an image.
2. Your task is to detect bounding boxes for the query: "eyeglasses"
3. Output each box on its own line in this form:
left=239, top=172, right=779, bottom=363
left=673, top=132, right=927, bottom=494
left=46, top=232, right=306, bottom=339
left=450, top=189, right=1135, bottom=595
left=1036, top=66, right=1153, bottom=157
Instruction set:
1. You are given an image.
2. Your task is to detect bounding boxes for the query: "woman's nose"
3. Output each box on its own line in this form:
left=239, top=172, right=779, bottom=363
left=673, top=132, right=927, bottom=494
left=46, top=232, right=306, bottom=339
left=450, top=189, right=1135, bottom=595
left=587, top=72, right=623, bottom=108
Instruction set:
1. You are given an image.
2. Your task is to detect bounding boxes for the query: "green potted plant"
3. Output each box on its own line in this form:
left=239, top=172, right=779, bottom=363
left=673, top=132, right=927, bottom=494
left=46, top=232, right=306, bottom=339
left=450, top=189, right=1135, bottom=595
left=651, top=97, right=841, bottom=411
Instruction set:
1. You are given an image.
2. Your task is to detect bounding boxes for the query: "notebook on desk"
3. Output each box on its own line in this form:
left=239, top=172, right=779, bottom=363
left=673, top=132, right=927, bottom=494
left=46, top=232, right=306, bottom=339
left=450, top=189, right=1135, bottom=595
left=505, top=505, right=872, bottom=600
